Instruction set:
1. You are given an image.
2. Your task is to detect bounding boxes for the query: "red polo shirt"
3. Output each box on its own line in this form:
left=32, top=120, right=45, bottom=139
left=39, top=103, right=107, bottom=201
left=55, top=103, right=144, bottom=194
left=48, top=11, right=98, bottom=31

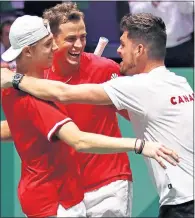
left=2, top=88, right=84, bottom=217
left=45, top=52, right=132, bottom=192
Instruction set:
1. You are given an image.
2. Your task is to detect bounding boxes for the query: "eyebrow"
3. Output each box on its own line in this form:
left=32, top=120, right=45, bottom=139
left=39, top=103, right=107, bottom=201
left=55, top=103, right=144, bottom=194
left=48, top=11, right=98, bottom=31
left=66, top=33, right=87, bottom=37
left=44, top=37, right=53, bottom=44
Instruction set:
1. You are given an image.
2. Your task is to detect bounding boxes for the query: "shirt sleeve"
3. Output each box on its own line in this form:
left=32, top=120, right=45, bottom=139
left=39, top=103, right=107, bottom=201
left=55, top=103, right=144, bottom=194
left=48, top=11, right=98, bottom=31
left=101, top=75, right=146, bottom=116
left=16, top=95, right=72, bottom=142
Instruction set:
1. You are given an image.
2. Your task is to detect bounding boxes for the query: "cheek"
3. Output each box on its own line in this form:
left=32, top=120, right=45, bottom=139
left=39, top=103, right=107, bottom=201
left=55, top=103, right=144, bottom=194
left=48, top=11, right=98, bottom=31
left=58, top=43, right=72, bottom=55
left=82, top=40, right=86, bottom=49
left=123, top=50, right=130, bottom=62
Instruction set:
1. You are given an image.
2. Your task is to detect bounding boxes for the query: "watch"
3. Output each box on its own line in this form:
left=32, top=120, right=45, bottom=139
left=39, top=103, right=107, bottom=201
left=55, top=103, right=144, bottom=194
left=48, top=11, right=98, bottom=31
left=12, top=73, right=24, bottom=90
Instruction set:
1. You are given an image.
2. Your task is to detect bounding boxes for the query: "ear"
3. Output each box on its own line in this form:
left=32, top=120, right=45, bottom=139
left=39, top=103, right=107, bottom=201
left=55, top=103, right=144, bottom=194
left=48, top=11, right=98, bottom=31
left=135, top=44, right=144, bottom=57
left=21, top=46, right=33, bottom=58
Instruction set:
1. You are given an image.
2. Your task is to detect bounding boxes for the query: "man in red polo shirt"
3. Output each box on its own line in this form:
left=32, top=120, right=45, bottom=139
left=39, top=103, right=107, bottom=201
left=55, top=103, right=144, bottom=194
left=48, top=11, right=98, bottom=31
left=43, top=3, right=133, bottom=217
left=1, top=15, right=86, bottom=217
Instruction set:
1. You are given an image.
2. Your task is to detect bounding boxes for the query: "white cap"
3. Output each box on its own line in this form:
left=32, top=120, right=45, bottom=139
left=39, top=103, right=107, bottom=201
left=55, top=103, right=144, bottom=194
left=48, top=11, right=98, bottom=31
left=2, top=15, right=51, bottom=62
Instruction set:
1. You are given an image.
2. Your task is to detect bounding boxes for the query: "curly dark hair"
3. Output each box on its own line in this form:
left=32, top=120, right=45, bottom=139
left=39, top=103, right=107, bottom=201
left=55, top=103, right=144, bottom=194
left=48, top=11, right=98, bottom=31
left=43, top=2, right=84, bottom=36
left=120, top=13, right=167, bottom=60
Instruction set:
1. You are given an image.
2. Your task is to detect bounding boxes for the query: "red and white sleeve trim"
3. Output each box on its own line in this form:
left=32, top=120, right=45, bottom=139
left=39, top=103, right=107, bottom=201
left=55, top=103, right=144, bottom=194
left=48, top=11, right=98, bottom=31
left=47, top=118, right=72, bottom=142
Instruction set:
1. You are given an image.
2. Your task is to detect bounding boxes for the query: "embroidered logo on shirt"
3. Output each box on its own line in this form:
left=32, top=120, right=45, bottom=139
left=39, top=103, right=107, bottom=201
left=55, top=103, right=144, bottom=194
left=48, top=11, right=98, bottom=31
left=111, top=73, right=118, bottom=80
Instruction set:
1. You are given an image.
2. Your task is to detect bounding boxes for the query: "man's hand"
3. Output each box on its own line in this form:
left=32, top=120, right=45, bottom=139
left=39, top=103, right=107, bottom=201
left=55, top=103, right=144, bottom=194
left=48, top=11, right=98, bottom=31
left=1, top=68, right=14, bottom=89
left=143, top=141, right=179, bottom=169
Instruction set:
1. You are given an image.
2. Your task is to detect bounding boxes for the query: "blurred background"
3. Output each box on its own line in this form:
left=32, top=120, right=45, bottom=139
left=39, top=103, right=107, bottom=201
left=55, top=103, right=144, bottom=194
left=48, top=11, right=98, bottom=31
left=0, top=1, right=194, bottom=217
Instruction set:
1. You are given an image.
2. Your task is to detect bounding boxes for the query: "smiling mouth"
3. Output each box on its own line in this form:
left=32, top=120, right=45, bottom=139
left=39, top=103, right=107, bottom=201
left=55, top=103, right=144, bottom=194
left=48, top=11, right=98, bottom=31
left=68, top=52, right=80, bottom=58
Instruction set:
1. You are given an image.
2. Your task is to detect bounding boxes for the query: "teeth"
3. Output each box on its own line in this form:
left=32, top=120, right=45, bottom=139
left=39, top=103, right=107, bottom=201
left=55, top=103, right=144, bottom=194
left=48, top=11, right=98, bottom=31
left=69, top=52, right=80, bottom=55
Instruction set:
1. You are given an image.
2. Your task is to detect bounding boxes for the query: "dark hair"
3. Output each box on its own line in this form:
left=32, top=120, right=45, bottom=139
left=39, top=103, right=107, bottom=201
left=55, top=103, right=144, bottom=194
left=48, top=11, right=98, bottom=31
left=43, top=2, right=84, bottom=36
left=0, top=20, right=13, bottom=36
left=120, top=13, right=167, bottom=60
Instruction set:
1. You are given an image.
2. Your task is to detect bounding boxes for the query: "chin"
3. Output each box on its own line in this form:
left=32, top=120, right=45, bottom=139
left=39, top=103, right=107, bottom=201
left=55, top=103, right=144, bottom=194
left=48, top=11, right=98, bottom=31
left=68, top=60, right=80, bottom=67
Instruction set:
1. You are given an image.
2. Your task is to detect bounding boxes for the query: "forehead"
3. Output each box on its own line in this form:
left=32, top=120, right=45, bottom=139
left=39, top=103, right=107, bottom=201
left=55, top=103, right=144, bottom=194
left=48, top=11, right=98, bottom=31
left=120, top=31, right=128, bottom=41
left=58, top=19, right=86, bottom=36
left=38, top=33, right=53, bottom=44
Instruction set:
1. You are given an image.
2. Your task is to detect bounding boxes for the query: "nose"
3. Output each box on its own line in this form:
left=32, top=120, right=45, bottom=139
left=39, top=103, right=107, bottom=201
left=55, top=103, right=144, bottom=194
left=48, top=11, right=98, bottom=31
left=74, top=39, right=82, bottom=49
left=52, top=40, right=58, bottom=52
left=117, top=45, right=121, bottom=56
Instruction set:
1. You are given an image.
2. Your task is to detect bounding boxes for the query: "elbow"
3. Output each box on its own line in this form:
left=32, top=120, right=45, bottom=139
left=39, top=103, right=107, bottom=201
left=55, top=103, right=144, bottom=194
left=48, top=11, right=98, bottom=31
left=73, top=137, right=91, bottom=153
left=55, top=88, right=69, bottom=103
left=57, top=92, right=67, bottom=103
left=67, top=130, right=92, bottom=152
left=52, top=83, right=70, bottom=103
left=74, top=142, right=88, bottom=153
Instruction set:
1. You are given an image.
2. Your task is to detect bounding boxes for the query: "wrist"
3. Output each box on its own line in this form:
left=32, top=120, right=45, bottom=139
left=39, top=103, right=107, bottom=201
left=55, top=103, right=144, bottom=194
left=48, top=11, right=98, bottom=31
left=134, top=139, right=145, bottom=154
left=12, top=73, right=24, bottom=90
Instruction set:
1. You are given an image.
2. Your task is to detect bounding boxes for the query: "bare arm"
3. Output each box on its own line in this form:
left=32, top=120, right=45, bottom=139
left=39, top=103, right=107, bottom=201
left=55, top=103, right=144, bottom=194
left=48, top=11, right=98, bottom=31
left=0, top=68, right=112, bottom=105
left=0, top=120, right=13, bottom=142
left=19, top=76, right=112, bottom=105
left=55, top=122, right=179, bottom=169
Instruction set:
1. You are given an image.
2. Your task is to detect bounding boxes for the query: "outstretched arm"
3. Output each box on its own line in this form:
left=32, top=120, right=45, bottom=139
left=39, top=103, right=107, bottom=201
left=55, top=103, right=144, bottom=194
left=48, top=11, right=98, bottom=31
left=1, top=68, right=112, bottom=105
left=56, top=121, right=179, bottom=169
left=0, top=120, right=13, bottom=142
left=20, top=77, right=112, bottom=105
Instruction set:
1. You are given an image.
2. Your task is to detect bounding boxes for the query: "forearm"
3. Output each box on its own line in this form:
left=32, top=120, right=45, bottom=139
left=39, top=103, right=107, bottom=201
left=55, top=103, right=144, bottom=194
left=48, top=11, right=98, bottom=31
left=56, top=122, right=180, bottom=169
left=0, top=120, right=13, bottom=142
left=76, top=131, right=136, bottom=153
left=19, top=76, right=111, bottom=105
left=2, top=68, right=112, bottom=105
left=19, top=76, right=68, bottom=102
left=56, top=123, right=136, bottom=153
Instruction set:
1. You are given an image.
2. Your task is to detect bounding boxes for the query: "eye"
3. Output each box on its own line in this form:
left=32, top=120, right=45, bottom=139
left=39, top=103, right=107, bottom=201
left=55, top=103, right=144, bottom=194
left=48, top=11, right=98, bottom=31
left=65, top=37, right=76, bottom=42
left=120, top=43, right=124, bottom=48
left=80, top=35, right=86, bottom=40
left=45, top=41, right=52, bottom=47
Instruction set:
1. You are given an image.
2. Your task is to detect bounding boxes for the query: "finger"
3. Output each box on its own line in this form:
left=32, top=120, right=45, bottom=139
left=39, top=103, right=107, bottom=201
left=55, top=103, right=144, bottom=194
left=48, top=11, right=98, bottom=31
left=155, top=155, right=167, bottom=169
left=157, top=150, right=177, bottom=166
left=160, top=146, right=180, bottom=162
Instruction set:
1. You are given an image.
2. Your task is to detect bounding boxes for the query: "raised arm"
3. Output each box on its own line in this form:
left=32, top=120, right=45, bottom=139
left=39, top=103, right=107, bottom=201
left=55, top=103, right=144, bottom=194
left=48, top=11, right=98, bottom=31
left=0, top=120, right=13, bottom=142
left=1, top=68, right=112, bottom=105
left=56, top=121, right=179, bottom=169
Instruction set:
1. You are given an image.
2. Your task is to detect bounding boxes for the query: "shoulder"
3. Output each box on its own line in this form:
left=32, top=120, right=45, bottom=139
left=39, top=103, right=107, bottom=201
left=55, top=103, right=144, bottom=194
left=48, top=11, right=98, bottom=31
left=1, top=88, right=36, bottom=116
left=2, top=88, right=29, bottom=102
left=80, top=52, right=121, bottom=81
left=108, top=73, right=150, bottom=85
left=81, top=52, right=120, bottom=71
left=131, top=73, right=151, bottom=83
left=2, top=88, right=47, bottom=108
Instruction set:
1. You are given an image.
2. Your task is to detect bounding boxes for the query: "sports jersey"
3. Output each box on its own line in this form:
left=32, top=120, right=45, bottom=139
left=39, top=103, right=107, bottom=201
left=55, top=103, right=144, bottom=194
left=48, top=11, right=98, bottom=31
left=2, top=88, right=84, bottom=216
left=45, top=52, right=132, bottom=192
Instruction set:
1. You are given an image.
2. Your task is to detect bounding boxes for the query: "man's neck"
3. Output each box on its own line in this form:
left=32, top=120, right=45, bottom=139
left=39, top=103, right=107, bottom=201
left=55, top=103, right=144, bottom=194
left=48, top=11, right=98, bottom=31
left=53, top=60, right=79, bottom=77
left=16, top=62, right=43, bottom=78
left=138, top=60, right=165, bottom=74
